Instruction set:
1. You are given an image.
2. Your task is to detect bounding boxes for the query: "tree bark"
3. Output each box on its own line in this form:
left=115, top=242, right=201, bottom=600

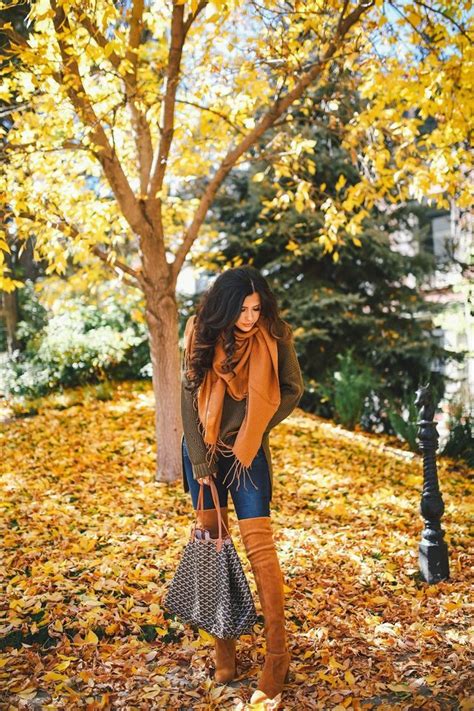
left=1, top=238, right=21, bottom=353
left=1, top=290, right=19, bottom=354
left=142, top=265, right=182, bottom=482
left=19, top=239, right=38, bottom=281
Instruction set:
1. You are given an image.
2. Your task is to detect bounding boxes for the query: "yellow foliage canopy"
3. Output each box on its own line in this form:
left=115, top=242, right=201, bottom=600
left=0, top=0, right=472, bottom=290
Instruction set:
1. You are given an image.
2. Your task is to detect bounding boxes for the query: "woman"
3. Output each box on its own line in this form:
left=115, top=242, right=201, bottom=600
left=180, top=265, right=304, bottom=706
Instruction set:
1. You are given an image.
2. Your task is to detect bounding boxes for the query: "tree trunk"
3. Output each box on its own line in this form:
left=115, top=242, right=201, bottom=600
left=1, top=241, right=20, bottom=353
left=144, top=286, right=183, bottom=483
left=2, top=290, right=20, bottom=354
left=19, top=239, right=38, bottom=281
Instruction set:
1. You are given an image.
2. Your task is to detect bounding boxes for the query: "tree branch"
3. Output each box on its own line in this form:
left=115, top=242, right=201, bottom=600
left=125, top=0, right=155, bottom=193
left=127, top=0, right=145, bottom=75
left=1, top=140, right=89, bottom=159
left=147, top=3, right=186, bottom=200
left=0, top=101, right=31, bottom=118
left=50, top=0, right=150, bottom=240
left=337, top=0, right=351, bottom=36
left=412, top=0, right=473, bottom=44
left=175, top=98, right=245, bottom=135
left=18, top=205, right=142, bottom=288
left=145, top=0, right=208, bottom=201
left=91, top=245, right=142, bottom=287
left=73, top=7, right=155, bottom=196
left=47, top=205, right=142, bottom=285
left=183, top=0, right=209, bottom=36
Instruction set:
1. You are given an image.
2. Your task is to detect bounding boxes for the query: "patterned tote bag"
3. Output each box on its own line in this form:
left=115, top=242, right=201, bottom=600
left=164, top=479, right=258, bottom=639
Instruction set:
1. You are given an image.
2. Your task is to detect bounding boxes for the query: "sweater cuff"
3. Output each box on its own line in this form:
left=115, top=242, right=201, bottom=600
left=192, top=461, right=217, bottom=480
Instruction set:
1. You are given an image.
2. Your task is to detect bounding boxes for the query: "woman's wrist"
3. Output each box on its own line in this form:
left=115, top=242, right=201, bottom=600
left=192, top=461, right=217, bottom=480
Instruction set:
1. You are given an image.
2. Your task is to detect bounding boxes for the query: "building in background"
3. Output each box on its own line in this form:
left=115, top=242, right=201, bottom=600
left=426, top=206, right=473, bottom=442
left=390, top=202, right=473, bottom=444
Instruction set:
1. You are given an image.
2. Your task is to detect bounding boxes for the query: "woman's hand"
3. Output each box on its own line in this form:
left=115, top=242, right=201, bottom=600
left=200, top=475, right=213, bottom=486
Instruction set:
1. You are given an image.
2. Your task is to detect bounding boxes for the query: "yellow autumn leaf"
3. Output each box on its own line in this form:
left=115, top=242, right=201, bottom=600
left=444, top=601, right=462, bottom=611
left=344, top=670, right=356, bottom=685
left=198, top=628, right=214, bottom=644
left=53, top=660, right=71, bottom=671
left=84, top=629, right=99, bottom=644
left=43, top=671, right=69, bottom=681
left=335, top=174, right=347, bottom=191
left=387, top=683, right=411, bottom=692
left=16, top=687, right=37, bottom=699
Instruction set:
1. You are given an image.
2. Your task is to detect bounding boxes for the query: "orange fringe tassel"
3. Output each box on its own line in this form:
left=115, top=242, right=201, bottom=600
left=193, top=398, right=259, bottom=492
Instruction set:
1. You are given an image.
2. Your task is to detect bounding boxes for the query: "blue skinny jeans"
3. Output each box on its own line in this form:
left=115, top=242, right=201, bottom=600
left=182, top=436, right=271, bottom=519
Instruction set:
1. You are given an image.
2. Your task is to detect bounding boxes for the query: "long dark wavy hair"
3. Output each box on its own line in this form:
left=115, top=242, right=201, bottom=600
left=185, top=266, right=293, bottom=395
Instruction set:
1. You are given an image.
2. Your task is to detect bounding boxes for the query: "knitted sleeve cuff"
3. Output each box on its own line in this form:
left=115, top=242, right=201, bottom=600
left=192, top=461, right=217, bottom=480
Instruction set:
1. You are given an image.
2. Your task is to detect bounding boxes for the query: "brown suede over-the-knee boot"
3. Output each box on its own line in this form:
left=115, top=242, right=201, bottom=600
left=238, top=516, right=290, bottom=704
left=197, top=506, right=236, bottom=684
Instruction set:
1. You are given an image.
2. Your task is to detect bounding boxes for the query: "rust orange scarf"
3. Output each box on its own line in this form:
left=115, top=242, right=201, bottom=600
left=184, top=314, right=280, bottom=488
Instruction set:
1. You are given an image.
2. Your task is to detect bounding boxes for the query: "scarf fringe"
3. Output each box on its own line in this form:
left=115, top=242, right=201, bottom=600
left=196, top=415, right=259, bottom=492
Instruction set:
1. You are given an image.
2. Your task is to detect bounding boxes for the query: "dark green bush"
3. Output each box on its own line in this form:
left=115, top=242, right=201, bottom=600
left=320, top=349, right=378, bottom=430
left=442, top=403, right=474, bottom=468
left=387, top=392, right=419, bottom=451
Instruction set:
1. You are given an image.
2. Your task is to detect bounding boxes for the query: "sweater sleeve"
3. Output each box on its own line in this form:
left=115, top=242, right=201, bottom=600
left=264, top=336, right=305, bottom=433
left=180, top=340, right=218, bottom=481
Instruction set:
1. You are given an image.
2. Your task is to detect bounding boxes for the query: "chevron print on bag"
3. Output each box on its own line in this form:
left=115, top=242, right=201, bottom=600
left=164, top=479, right=258, bottom=639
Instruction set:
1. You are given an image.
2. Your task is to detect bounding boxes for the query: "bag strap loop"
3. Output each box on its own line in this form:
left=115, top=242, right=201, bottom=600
left=192, top=478, right=230, bottom=552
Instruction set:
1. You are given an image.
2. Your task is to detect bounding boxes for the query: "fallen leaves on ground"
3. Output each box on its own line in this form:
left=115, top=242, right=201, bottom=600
left=0, top=381, right=472, bottom=710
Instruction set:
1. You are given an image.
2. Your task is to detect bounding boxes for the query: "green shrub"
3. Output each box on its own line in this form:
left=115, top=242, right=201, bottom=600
left=386, top=392, right=419, bottom=451
left=86, top=381, right=115, bottom=402
left=0, top=287, right=151, bottom=399
left=15, top=281, right=49, bottom=343
left=322, top=349, right=377, bottom=430
left=48, top=391, right=84, bottom=410
left=8, top=396, right=42, bottom=418
left=442, top=403, right=474, bottom=468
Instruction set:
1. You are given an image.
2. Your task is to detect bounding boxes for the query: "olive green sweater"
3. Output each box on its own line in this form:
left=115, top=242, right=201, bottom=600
left=180, top=323, right=305, bottom=500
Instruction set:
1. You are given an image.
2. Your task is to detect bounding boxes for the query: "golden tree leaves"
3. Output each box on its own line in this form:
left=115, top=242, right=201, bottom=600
left=0, top=382, right=472, bottom=708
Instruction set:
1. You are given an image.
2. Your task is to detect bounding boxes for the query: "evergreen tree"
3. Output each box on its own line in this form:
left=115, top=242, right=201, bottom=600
left=199, top=85, right=459, bottom=431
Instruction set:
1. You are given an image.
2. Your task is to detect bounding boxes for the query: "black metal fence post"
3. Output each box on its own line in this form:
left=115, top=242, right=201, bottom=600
left=415, top=383, right=450, bottom=583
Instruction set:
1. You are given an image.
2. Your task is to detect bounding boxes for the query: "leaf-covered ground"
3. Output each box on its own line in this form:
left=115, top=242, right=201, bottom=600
left=0, top=381, right=472, bottom=710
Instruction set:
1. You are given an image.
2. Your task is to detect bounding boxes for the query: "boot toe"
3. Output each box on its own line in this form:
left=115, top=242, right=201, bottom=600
left=255, top=650, right=290, bottom=699
left=215, top=669, right=236, bottom=684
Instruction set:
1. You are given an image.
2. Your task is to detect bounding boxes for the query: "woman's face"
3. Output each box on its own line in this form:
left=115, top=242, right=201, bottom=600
left=235, top=292, right=262, bottom=332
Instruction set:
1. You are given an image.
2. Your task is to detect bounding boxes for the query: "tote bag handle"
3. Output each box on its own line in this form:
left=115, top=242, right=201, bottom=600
left=192, top=478, right=230, bottom=552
